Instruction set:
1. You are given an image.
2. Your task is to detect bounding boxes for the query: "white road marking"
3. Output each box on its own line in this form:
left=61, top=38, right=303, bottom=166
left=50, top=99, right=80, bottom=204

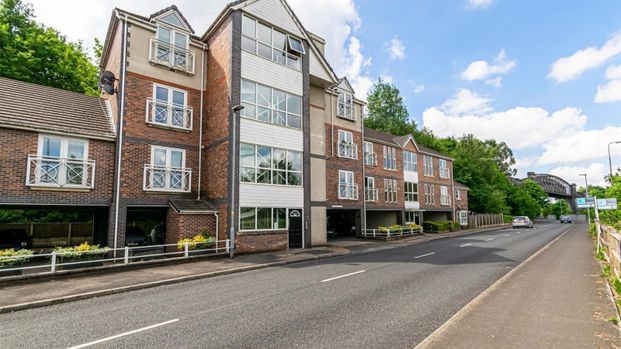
left=66, top=319, right=180, bottom=349
left=504, top=234, right=511, bottom=237
left=459, top=243, right=472, bottom=247
left=414, top=252, right=436, bottom=259
left=485, top=238, right=495, bottom=241
left=321, top=270, right=366, bottom=283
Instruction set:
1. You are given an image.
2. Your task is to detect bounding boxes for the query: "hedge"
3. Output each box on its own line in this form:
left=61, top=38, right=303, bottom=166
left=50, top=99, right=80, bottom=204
left=423, top=221, right=461, bottom=233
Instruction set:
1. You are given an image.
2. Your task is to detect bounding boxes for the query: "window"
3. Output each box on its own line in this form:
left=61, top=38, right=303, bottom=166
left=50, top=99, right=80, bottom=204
left=153, top=25, right=190, bottom=70
left=240, top=143, right=302, bottom=186
left=424, top=184, right=436, bottom=205
left=239, top=207, right=288, bottom=231
left=363, top=142, right=376, bottom=166
left=365, top=176, right=377, bottom=201
left=147, top=146, right=188, bottom=191
left=383, top=146, right=397, bottom=170
left=404, top=182, right=418, bottom=202
left=455, top=189, right=462, bottom=200
left=241, top=79, right=302, bottom=129
left=404, top=151, right=417, bottom=172
left=337, top=130, right=357, bottom=159
left=440, top=185, right=451, bottom=206
left=339, top=170, right=357, bottom=200
left=439, top=159, right=450, bottom=178
left=384, top=178, right=398, bottom=203
left=337, top=92, right=355, bottom=120
left=405, top=211, right=421, bottom=224
left=148, top=84, right=191, bottom=129
left=241, top=15, right=303, bottom=71
left=423, top=155, right=434, bottom=176
left=30, top=135, right=91, bottom=187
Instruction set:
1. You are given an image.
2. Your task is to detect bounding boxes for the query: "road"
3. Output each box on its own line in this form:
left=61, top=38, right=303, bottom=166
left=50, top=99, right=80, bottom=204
left=0, top=222, right=573, bottom=349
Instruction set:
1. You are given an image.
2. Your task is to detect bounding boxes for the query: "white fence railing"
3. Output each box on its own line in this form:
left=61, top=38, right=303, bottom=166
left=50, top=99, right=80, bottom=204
left=338, top=143, right=358, bottom=159
left=146, top=99, right=193, bottom=130
left=148, top=38, right=195, bottom=74
left=26, top=155, right=95, bottom=189
left=337, top=101, right=356, bottom=120
left=0, top=240, right=230, bottom=277
left=143, top=165, right=191, bottom=192
left=362, top=227, right=422, bottom=239
left=338, top=183, right=359, bottom=200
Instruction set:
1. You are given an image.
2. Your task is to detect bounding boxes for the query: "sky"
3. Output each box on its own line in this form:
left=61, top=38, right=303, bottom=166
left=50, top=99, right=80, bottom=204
left=27, top=0, right=621, bottom=187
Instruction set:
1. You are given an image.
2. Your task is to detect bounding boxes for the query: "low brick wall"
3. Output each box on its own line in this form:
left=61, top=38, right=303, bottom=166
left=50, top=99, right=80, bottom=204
left=236, top=231, right=288, bottom=253
left=166, top=209, right=218, bottom=245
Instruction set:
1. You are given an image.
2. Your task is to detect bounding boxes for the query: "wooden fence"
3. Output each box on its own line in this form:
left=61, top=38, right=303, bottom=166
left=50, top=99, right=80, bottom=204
left=0, top=222, right=93, bottom=248
left=467, top=213, right=505, bottom=229
left=600, top=225, right=621, bottom=279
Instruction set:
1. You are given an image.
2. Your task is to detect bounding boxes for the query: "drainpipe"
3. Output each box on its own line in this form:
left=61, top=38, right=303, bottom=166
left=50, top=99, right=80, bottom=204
left=451, top=163, right=456, bottom=221
left=229, top=106, right=244, bottom=258
left=112, top=12, right=128, bottom=255
left=197, top=43, right=207, bottom=200
left=361, top=108, right=367, bottom=235
left=329, top=88, right=336, bottom=158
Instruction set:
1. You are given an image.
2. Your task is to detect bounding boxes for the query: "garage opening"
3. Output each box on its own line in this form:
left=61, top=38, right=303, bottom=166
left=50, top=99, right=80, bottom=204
left=326, top=209, right=361, bottom=238
left=365, top=210, right=402, bottom=229
left=125, top=207, right=167, bottom=247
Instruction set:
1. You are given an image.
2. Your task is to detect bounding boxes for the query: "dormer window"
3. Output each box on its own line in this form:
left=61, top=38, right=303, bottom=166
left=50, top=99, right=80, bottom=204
left=242, top=14, right=303, bottom=71
left=337, top=92, right=355, bottom=120
left=160, top=13, right=185, bottom=28
left=149, top=25, right=195, bottom=74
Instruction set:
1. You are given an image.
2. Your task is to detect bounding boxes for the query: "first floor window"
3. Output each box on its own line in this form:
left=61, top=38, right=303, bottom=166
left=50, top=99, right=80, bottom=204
left=240, top=207, right=289, bottom=231
left=423, top=155, right=434, bottom=176
left=440, top=185, right=451, bottom=206
left=439, top=159, right=449, bottom=178
left=404, top=182, right=418, bottom=202
left=150, top=146, right=185, bottom=190
left=384, top=178, right=398, bottom=203
left=383, top=146, right=397, bottom=170
left=240, top=143, right=302, bottom=187
left=455, top=189, right=462, bottom=200
left=35, top=135, right=89, bottom=186
left=404, top=151, right=417, bottom=172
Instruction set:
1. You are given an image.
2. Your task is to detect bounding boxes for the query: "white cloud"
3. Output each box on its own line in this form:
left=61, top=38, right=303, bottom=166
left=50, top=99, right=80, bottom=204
left=537, top=126, right=621, bottom=166
left=380, top=74, right=394, bottom=84
left=467, top=0, right=493, bottom=9
left=594, top=80, right=621, bottom=103
left=514, top=157, right=536, bottom=178
left=423, top=89, right=588, bottom=150
left=549, top=163, right=608, bottom=187
left=414, top=84, right=425, bottom=94
left=384, top=36, right=406, bottom=60
left=342, top=37, right=374, bottom=98
left=461, top=49, right=516, bottom=82
left=605, top=64, right=621, bottom=80
left=548, top=31, right=621, bottom=83
left=485, top=76, right=503, bottom=88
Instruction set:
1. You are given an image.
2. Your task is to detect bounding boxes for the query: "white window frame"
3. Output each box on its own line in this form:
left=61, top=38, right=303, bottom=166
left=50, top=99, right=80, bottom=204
left=424, top=183, right=436, bottom=205
left=30, top=135, right=92, bottom=188
left=156, top=25, right=189, bottom=51
left=338, top=170, right=357, bottom=200
left=440, top=185, right=451, bottom=206
left=148, top=83, right=192, bottom=130
left=363, top=141, right=376, bottom=166
left=384, top=178, right=398, bottom=203
left=144, top=145, right=190, bottom=192
left=337, top=91, right=355, bottom=120
left=241, top=14, right=303, bottom=71
left=239, top=207, right=290, bottom=232
left=439, top=159, right=450, bottom=178
left=423, top=155, right=434, bottom=177
left=239, top=143, right=303, bottom=187
left=150, top=145, right=186, bottom=169
left=383, top=145, right=397, bottom=170
left=37, top=134, right=89, bottom=160
left=455, top=189, right=462, bottom=200
left=404, top=151, right=417, bottom=172
left=240, top=79, right=303, bottom=130
left=404, top=182, right=418, bottom=202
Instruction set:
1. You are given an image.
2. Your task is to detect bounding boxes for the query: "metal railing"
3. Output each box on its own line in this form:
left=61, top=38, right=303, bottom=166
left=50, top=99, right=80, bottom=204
left=148, top=38, right=195, bottom=74
left=365, top=188, right=378, bottom=202
left=146, top=99, right=193, bottom=130
left=26, top=155, right=95, bottom=189
left=338, top=183, right=359, bottom=200
left=0, top=240, right=230, bottom=277
left=364, top=152, right=377, bottom=166
left=362, top=227, right=423, bottom=240
left=337, top=102, right=356, bottom=120
left=337, top=143, right=358, bottom=159
left=143, top=165, right=192, bottom=192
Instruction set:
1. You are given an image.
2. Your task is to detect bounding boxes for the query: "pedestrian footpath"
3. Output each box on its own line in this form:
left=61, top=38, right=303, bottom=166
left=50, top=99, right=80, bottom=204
left=417, top=224, right=621, bottom=349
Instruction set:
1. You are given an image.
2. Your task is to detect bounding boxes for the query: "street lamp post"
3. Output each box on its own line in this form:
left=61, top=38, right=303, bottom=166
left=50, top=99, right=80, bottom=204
left=579, top=173, right=591, bottom=225
left=608, top=141, right=621, bottom=180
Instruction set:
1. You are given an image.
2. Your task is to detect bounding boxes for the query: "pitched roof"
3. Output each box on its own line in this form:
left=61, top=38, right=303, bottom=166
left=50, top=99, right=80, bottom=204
left=169, top=199, right=218, bottom=214
left=363, top=127, right=400, bottom=146
left=149, top=5, right=195, bottom=34
left=0, top=77, right=115, bottom=140
left=417, top=144, right=453, bottom=160
left=455, top=182, right=470, bottom=190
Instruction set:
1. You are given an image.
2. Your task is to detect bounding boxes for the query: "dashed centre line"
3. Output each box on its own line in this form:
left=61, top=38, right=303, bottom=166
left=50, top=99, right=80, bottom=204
left=66, top=319, right=180, bottom=349
left=485, top=238, right=495, bottom=241
left=321, top=270, right=366, bottom=283
left=459, top=243, right=472, bottom=247
left=414, top=252, right=436, bottom=259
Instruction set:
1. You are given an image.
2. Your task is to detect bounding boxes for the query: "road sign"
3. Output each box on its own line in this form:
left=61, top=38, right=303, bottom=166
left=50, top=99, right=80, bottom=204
left=597, top=198, right=618, bottom=210
left=576, top=197, right=596, bottom=208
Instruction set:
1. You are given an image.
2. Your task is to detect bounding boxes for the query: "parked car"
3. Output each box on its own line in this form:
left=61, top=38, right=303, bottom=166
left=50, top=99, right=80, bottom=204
left=148, top=224, right=165, bottom=245
left=560, top=215, right=573, bottom=223
left=512, top=216, right=533, bottom=229
left=0, top=229, right=31, bottom=249
left=125, top=226, right=150, bottom=247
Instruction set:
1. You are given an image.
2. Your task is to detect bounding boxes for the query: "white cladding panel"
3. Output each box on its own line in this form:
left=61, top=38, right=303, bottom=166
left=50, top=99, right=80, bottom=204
left=243, top=0, right=303, bottom=37
left=405, top=201, right=420, bottom=210
left=310, top=50, right=332, bottom=82
left=241, top=51, right=303, bottom=95
left=240, top=183, right=304, bottom=207
left=404, top=171, right=419, bottom=183
left=240, top=118, right=303, bottom=151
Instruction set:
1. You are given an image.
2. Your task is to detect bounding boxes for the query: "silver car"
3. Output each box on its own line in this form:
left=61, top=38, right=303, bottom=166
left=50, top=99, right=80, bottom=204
left=512, top=216, right=533, bottom=229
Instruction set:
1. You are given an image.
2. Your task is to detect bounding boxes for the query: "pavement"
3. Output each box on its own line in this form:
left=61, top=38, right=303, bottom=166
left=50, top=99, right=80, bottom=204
left=417, top=223, right=621, bottom=349
left=1, top=222, right=614, bottom=348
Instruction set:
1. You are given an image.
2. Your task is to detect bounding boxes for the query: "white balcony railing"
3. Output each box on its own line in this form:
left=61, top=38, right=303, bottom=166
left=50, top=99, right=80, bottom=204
left=143, top=165, right=191, bottom=192
left=26, top=155, right=95, bottom=189
left=148, top=38, right=195, bottom=75
left=146, top=99, right=193, bottom=131
left=337, top=102, right=356, bottom=120
left=338, top=143, right=358, bottom=160
left=364, top=152, right=377, bottom=166
left=338, top=183, right=359, bottom=200
left=365, top=188, right=378, bottom=202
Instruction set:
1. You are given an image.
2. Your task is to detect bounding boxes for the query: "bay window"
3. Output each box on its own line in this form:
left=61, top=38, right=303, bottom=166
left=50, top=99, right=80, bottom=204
left=241, top=79, right=302, bottom=129
left=241, top=15, right=303, bottom=71
left=240, top=143, right=302, bottom=186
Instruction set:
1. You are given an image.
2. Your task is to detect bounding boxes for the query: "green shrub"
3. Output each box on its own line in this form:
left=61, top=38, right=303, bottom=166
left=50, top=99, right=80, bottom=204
left=0, top=248, right=34, bottom=266
left=503, top=215, right=514, bottom=224
left=423, top=221, right=455, bottom=233
left=53, top=242, right=108, bottom=259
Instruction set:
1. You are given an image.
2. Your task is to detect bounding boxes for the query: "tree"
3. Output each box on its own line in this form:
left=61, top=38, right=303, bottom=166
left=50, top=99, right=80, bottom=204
left=0, top=0, right=99, bottom=95
left=365, top=79, right=416, bottom=136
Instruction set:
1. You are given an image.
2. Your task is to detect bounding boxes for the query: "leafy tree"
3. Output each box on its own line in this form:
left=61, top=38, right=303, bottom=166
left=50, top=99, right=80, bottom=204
left=0, top=0, right=99, bottom=95
left=365, top=79, right=416, bottom=136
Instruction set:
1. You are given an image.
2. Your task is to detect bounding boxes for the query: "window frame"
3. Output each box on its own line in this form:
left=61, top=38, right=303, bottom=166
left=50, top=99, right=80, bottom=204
left=37, top=135, right=89, bottom=160
left=423, top=155, right=434, bottom=177
left=440, top=185, right=451, bottom=206
left=241, top=14, right=303, bottom=71
left=455, top=189, right=462, bottom=200
left=239, top=143, right=302, bottom=187
left=240, top=79, right=303, bottom=130
left=439, top=159, right=450, bottom=178
left=156, top=25, right=189, bottom=50
left=239, top=207, right=290, bottom=232
left=337, top=91, right=355, bottom=120
left=403, top=151, right=417, bottom=172
left=384, top=178, right=398, bottom=203
left=383, top=145, right=397, bottom=170
left=404, top=182, right=419, bottom=202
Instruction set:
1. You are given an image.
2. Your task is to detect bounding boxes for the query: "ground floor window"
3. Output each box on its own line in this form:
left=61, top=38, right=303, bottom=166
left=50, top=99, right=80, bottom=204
left=240, top=207, right=288, bottom=231
left=384, top=179, right=397, bottom=203
left=405, top=211, right=422, bottom=225
left=404, top=182, right=418, bottom=202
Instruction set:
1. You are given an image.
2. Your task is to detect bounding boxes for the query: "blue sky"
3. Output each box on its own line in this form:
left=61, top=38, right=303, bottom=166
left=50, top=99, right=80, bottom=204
left=29, top=0, right=621, bottom=186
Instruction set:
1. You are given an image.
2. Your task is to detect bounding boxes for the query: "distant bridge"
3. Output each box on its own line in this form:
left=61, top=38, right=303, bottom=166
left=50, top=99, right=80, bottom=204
left=514, top=172, right=580, bottom=212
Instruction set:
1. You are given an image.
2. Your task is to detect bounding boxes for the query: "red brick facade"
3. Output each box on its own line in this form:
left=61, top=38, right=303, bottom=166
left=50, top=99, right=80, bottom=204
left=236, top=232, right=288, bottom=253
left=325, top=124, right=364, bottom=207
left=165, top=210, right=218, bottom=245
left=364, top=140, right=405, bottom=210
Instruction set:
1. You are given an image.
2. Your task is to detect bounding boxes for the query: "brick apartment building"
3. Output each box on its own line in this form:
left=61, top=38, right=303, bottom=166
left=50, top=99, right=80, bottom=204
left=0, top=0, right=468, bottom=253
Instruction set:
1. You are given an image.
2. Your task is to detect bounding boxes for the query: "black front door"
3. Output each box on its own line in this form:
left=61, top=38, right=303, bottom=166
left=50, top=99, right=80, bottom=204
left=288, top=209, right=303, bottom=248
